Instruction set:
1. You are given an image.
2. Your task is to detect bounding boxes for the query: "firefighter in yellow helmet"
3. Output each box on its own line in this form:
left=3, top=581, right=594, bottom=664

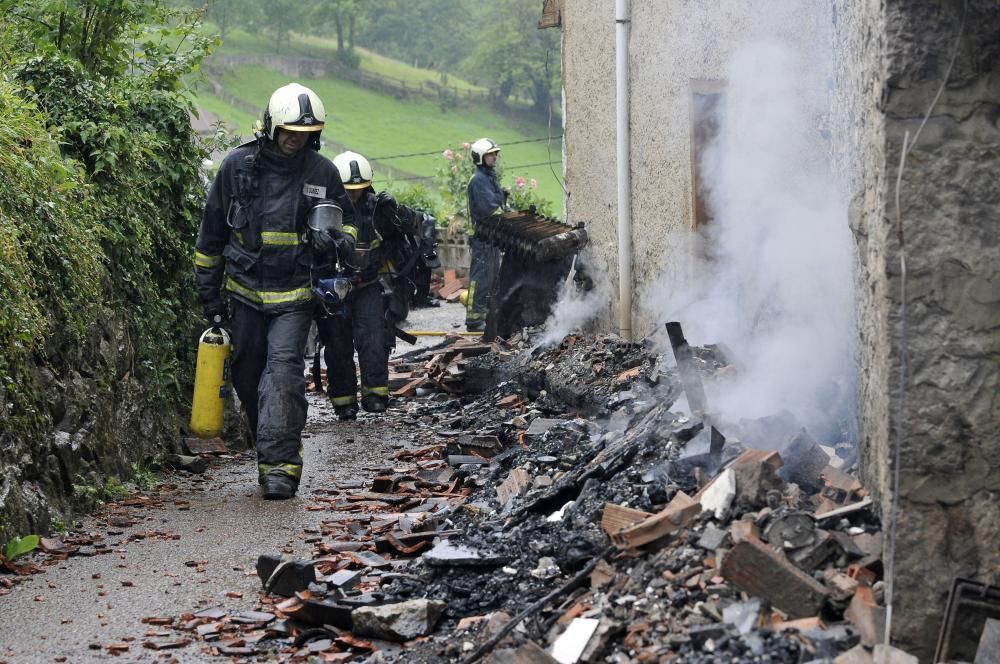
left=313, top=150, right=439, bottom=419
left=194, top=83, right=353, bottom=499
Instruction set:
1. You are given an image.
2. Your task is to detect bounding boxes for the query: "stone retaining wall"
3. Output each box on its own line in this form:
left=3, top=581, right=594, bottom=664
left=0, top=312, right=179, bottom=539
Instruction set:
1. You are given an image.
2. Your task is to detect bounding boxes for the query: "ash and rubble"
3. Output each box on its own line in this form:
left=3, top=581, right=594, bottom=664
left=160, top=326, right=909, bottom=663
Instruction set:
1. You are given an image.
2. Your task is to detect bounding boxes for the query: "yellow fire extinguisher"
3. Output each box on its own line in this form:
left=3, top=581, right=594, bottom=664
left=190, top=323, right=231, bottom=439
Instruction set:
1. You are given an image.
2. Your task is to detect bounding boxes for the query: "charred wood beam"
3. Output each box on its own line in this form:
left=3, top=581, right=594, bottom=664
left=665, top=322, right=708, bottom=417
left=506, top=404, right=671, bottom=526
left=475, top=210, right=588, bottom=261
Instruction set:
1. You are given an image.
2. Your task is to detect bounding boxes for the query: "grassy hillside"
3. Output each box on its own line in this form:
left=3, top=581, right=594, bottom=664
left=212, top=27, right=488, bottom=94
left=195, top=29, right=565, bottom=216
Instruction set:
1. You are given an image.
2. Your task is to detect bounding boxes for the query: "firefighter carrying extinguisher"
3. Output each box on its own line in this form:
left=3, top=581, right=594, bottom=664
left=193, top=82, right=353, bottom=500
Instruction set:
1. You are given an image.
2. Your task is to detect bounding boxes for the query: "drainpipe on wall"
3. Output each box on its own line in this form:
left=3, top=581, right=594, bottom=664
left=615, top=0, right=633, bottom=341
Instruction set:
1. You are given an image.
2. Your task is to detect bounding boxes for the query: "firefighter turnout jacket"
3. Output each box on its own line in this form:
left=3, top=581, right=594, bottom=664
left=465, top=163, right=505, bottom=327
left=194, top=140, right=352, bottom=314
left=315, top=189, right=396, bottom=410
left=467, top=164, right=505, bottom=232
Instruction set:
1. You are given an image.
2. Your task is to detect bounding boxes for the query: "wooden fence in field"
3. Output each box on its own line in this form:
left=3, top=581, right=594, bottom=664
left=207, top=54, right=493, bottom=106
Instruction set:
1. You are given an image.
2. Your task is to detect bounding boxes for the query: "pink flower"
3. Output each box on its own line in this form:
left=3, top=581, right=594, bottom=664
left=443, top=149, right=454, bottom=160
left=515, top=176, right=526, bottom=190
left=455, top=152, right=464, bottom=161
left=529, top=178, right=537, bottom=189
left=461, top=142, right=471, bottom=150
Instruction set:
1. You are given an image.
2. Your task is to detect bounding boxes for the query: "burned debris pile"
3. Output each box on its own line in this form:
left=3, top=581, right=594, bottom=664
left=162, top=328, right=907, bottom=662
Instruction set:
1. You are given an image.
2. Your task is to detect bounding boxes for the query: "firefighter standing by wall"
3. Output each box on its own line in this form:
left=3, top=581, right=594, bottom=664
left=465, top=138, right=506, bottom=332
left=315, top=151, right=393, bottom=420
left=194, top=83, right=352, bottom=500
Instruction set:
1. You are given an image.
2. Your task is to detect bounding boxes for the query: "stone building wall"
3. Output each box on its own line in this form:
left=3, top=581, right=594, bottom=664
left=849, top=0, right=1000, bottom=657
left=829, top=0, right=890, bottom=540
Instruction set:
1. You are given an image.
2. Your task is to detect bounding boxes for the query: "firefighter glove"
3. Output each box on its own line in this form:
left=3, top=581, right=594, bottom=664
left=203, top=301, right=228, bottom=327
left=374, top=191, right=398, bottom=230
left=310, top=227, right=341, bottom=255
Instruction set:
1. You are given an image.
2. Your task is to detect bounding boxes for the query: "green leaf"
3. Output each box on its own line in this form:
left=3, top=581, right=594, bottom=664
left=4, top=534, right=40, bottom=561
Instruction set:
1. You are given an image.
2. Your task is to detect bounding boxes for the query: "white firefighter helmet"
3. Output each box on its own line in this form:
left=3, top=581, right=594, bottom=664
left=333, top=151, right=374, bottom=190
left=263, top=83, right=326, bottom=147
left=470, top=137, right=501, bottom=166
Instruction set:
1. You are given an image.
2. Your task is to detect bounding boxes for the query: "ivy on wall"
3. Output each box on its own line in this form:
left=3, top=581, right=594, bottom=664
left=0, top=82, right=105, bottom=433
left=0, top=3, right=222, bottom=450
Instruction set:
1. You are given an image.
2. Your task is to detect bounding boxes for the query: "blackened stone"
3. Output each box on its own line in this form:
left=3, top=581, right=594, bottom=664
left=256, top=555, right=316, bottom=597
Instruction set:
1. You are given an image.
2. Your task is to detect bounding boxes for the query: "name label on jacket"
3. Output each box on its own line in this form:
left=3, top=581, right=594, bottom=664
left=303, top=184, right=327, bottom=198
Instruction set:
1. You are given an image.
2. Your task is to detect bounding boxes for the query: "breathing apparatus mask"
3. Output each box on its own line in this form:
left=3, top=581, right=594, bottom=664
left=307, top=200, right=344, bottom=254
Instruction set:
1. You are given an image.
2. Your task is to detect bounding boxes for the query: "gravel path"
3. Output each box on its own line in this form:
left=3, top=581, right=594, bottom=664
left=0, top=303, right=466, bottom=664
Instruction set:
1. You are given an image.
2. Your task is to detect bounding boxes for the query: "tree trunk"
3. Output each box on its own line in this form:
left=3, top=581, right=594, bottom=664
left=334, top=16, right=344, bottom=52
left=218, top=7, right=228, bottom=42
left=57, top=11, right=66, bottom=50
left=496, top=76, right=514, bottom=107
left=348, top=14, right=355, bottom=50
left=531, top=78, right=552, bottom=117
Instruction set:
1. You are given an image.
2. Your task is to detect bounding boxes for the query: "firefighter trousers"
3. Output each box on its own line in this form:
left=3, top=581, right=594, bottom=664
left=466, top=237, right=501, bottom=325
left=316, top=283, right=388, bottom=406
left=230, top=301, right=310, bottom=483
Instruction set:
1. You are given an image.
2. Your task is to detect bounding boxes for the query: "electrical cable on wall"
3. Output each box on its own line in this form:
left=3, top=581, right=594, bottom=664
left=544, top=45, right=568, bottom=194
left=883, top=0, right=967, bottom=653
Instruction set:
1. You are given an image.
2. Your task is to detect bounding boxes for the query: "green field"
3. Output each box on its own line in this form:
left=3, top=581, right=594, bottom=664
left=195, top=31, right=565, bottom=216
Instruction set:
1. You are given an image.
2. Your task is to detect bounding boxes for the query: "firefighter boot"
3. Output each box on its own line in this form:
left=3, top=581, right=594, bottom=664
left=335, top=403, right=359, bottom=420
left=261, top=473, right=297, bottom=500
left=361, top=394, right=388, bottom=413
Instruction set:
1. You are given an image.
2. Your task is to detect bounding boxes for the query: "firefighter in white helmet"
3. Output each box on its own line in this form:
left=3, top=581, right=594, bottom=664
left=316, top=151, right=390, bottom=419
left=313, top=150, right=440, bottom=419
left=465, top=138, right=506, bottom=331
left=194, top=82, right=353, bottom=499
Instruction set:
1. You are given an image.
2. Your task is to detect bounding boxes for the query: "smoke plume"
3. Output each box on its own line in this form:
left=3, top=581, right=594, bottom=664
left=538, top=256, right=612, bottom=349
left=647, top=8, right=857, bottom=443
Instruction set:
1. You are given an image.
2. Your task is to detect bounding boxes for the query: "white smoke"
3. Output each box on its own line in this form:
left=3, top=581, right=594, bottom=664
left=647, top=13, right=857, bottom=442
left=537, top=258, right=612, bottom=349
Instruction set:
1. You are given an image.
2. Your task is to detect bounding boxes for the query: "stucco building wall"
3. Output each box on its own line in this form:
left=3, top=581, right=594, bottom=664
left=562, top=1, right=828, bottom=337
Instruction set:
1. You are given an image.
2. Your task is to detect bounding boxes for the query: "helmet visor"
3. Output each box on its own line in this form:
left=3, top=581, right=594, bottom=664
left=277, top=123, right=324, bottom=132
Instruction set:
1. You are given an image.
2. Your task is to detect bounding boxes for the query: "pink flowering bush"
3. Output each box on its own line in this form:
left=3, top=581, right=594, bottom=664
left=434, top=142, right=476, bottom=222
left=507, top=173, right=554, bottom=216
left=433, top=143, right=556, bottom=227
